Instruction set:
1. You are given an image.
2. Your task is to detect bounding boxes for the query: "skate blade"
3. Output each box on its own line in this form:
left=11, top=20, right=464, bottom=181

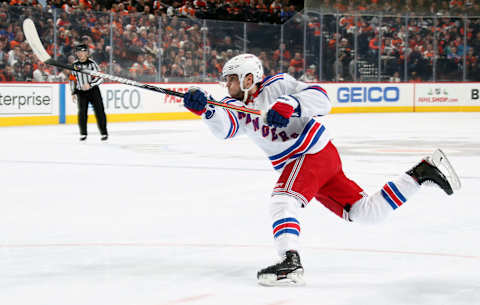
left=429, top=149, right=461, bottom=191
left=258, top=271, right=306, bottom=287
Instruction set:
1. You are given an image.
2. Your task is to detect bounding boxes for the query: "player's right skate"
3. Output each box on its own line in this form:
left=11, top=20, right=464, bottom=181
left=257, top=250, right=305, bottom=286
left=406, top=149, right=461, bottom=195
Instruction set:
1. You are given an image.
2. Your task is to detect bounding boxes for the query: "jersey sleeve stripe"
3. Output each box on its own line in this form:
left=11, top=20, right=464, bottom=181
left=270, top=123, right=322, bottom=170
left=269, top=120, right=315, bottom=160
left=221, top=97, right=239, bottom=104
left=256, top=74, right=284, bottom=96
left=224, top=109, right=239, bottom=139
left=291, top=125, right=325, bottom=159
left=270, top=123, right=320, bottom=167
left=268, top=119, right=325, bottom=170
left=303, top=85, right=329, bottom=99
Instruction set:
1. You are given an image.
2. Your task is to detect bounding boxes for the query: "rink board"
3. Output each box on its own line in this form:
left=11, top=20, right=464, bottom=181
left=1, top=82, right=479, bottom=126
left=0, top=83, right=62, bottom=126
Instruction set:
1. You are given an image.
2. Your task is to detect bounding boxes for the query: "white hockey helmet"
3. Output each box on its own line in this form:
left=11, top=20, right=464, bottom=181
left=222, top=53, right=264, bottom=92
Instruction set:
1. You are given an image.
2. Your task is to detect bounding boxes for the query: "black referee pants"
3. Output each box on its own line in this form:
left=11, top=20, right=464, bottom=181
left=77, top=86, right=108, bottom=136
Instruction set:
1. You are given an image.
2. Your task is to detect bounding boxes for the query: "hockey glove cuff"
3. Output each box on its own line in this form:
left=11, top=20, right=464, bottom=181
left=266, top=95, right=299, bottom=128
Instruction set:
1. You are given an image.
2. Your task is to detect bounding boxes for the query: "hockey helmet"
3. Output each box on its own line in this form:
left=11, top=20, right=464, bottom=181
left=222, top=53, right=264, bottom=92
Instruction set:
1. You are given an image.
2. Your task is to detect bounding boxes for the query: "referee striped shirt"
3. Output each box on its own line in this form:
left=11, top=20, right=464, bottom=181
left=70, top=58, right=104, bottom=93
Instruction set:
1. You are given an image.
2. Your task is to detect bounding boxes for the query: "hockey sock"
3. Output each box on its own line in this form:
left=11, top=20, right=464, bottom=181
left=349, top=174, right=420, bottom=224
left=269, top=195, right=302, bottom=257
left=380, top=173, right=420, bottom=210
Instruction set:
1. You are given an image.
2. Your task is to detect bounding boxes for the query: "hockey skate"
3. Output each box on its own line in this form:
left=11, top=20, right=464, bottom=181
left=257, top=250, right=305, bottom=286
left=406, top=149, right=461, bottom=195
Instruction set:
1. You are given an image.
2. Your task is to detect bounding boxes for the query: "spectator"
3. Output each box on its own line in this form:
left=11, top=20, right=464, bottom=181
left=389, top=71, right=401, bottom=82
left=216, top=36, right=233, bottom=53
left=50, top=68, right=70, bottom=82
left=299, top=64, right=319, bottom=82
left=336, top=37, right=353, bottom=80
left=33, top=61, right=51, bottom=82
left=13, top=61, right=23, bottom=80
left=7, top=45, right=22, bottom=67
left=368, top=34, right=383, bottom=61
left=273, top=42, right=291, bottom=62
left=0, top=35, right=8, bottom=67
left=91, top=41, right=108, bottom=65
left=408, top=45, right=428, bottom=80
left=465, top=47, right=478, bottom=81
left=289, top=52, right=304, bottom=76
left=0, top=64, right=15, bottom=81
left=21, top=61, right=34, bottom=82
left=287, top=65, right=298, bottom=79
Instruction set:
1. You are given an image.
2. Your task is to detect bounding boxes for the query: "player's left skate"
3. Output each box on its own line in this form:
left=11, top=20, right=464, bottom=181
left=257, top=250, right=305, bottom=286
left=406, top=149, right=461, bottom=195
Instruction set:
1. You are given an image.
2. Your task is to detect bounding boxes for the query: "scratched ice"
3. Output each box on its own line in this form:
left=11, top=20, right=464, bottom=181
left=1, top=112, right=479, bottom=305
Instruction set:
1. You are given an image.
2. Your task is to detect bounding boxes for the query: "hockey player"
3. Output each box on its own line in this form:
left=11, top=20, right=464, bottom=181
left=182, top=54, right=460, bottom=286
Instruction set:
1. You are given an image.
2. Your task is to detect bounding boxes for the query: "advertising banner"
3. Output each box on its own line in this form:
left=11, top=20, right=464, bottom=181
left=1, top=81, right=479, bottom=127
left=320, top=83, right=414, bottom=112
left=465, top=84, right=480, bottom=105
left=0, top=84, right=55, bottom=115
left=0, top=83, right=60, bottom=126
left=414, top=84, right=462, bottom=105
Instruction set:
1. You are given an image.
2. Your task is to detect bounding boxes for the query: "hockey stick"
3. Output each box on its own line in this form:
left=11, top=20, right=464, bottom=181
left=22, top=18, right=262, bottom=116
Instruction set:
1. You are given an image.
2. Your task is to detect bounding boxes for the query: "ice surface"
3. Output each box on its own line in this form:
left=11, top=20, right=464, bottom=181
left=0, top=112, right=479, bottom=305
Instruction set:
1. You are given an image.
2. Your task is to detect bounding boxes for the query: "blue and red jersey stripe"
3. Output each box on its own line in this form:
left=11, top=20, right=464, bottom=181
left=302, top=85, right=329, bottom=99
left=220, top=97, right=240, bottom=138
left=268, top=119, right=325, bottom=170
left=254, top=74, right=285, bottom=98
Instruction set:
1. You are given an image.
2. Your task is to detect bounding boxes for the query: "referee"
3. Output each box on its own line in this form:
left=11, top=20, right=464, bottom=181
left=70, top=43, right=108, bottom=141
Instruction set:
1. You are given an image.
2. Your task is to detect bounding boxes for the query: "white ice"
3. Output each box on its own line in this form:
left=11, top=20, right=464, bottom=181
left=0, top=112, right=479, bottom=305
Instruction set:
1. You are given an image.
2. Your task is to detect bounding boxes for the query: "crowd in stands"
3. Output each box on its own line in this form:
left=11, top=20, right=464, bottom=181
left=0, top=0, right=480, bottom=84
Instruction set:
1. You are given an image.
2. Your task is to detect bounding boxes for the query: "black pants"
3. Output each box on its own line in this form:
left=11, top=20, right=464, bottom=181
left=77, top=86, right=108, bottom=136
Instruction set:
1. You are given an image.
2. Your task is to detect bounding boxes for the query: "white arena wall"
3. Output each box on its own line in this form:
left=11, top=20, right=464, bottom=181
left=1, top=82, right=480, bottom=126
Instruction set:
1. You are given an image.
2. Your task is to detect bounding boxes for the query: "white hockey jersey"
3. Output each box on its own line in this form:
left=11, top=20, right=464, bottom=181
left=201, top=73, right=332, bottom=171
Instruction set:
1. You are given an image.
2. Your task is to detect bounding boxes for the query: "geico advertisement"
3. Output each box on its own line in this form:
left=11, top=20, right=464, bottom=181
left=0, top=84, right=54, bottom=114
left=321, top=83, right=413, bottom=107
left=65, top=83, right=228, bottom=114
left=415, top=84, right=461, bottom=104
